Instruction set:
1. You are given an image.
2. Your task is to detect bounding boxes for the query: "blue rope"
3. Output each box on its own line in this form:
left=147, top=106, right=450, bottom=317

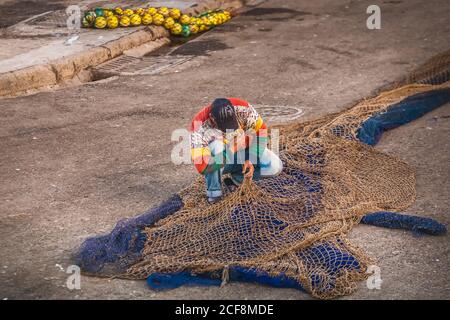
left=361, top=211, right=447, bottom=236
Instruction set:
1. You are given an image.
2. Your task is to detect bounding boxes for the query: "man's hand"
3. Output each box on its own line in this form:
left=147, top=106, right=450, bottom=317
left=242, top=160, right=255, bottom=180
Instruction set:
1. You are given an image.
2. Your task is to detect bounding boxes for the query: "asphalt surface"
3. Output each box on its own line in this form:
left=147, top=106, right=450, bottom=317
left=0, top=0, right=70, bottom=28
left=0, top=0, right=449, bottom=299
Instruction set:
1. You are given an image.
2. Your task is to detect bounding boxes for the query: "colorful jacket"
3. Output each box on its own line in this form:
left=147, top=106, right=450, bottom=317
left=190, top=98, right=268, bottom=174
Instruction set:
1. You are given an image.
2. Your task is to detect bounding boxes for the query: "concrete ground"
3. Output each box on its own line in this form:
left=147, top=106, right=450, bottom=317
left=0, top=0, right=70, bottom=28
left=0, top=0, right=77, bottom=61
left=0, top=0, right=220, bottom=83
left=0, top=0, right=449, bottom=299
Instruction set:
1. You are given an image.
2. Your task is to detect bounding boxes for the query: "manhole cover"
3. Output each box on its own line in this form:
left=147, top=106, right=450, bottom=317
left=253, top=104, right=304, bottom=123
left=93, top=54, right=195, bottom=76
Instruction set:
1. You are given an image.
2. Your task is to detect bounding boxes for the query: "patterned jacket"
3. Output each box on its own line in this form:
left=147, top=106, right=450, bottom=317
left=190, top=98, right=268, bottom=174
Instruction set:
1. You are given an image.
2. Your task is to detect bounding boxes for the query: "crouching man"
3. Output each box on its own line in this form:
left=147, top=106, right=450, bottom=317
left=190, top=98, right=283, bottom=204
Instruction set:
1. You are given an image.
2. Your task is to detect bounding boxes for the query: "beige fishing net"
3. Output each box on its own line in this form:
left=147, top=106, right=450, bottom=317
left=122, top=51, right=450, bottom=299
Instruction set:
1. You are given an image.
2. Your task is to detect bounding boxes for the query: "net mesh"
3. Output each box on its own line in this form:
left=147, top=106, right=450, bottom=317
left=79, top=50, right=450, bottom=299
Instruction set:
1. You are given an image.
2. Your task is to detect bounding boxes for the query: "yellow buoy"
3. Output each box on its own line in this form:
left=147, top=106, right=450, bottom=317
left=135, top=8, right=145, bottom=16
left=158, top=6, right=170, bottom=17
left=94, top=16, right=107, bottom=29
left=163, top=17, right=175, bottom=29
left=123, top=8, right=134, bottom=16
left=180, top=14, right=191, bottom=25
left=209, top=16, right=217, bottom=26
left=103, top=10, right=114, bottom=18
left=130, top=14, right=141, bottom=26
left=119, top=15, right=131, bottom=27
left=142, top=13, right=153, bottom=25
left=189, top=16, right=197, bottom=25
left=201, top=16, right=210, bottom=26
left=147, top=7, right=157, bottom=15
left=169, top=8, right=181, bottom=20
left=189, top=24, right=199, bottom=34
left=171, top=23, right=182, bottom=35
left=199, top=24, right=210, bottom=32
left=106, top=15, right=119, bottom=29
left=114, top=7, right=123, bottom=15
left=152, top=13, right=165, bottom=25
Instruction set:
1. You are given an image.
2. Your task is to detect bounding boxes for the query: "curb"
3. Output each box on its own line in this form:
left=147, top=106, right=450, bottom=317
left=0, top=0, right=245, bottom=98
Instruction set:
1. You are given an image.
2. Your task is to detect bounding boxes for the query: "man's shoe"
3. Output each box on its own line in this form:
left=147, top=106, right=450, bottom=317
left=207, top=196, right=222, bottom=204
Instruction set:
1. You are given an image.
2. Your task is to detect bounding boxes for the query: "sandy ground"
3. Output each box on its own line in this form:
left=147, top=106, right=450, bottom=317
left=0, top=0, right=449, bottom=299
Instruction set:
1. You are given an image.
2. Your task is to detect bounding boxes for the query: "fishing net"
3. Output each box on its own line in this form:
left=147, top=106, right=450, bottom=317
left=75, top=50, right=450, bottom=299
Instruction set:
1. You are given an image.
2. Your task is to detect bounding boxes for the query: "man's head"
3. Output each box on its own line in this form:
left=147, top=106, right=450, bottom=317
left=210, top=98, right=239, bottom=132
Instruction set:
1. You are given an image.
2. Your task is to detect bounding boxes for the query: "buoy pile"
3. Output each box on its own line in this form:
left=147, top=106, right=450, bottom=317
left=82, top=7, right=231, bottom=37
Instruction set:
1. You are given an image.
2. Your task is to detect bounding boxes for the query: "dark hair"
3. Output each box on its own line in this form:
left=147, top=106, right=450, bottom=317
left=210, top=98, right=239, bottom=132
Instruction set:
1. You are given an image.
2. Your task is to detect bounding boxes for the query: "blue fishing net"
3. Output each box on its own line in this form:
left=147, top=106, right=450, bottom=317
left=74, top=51, right=449, bottom=298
